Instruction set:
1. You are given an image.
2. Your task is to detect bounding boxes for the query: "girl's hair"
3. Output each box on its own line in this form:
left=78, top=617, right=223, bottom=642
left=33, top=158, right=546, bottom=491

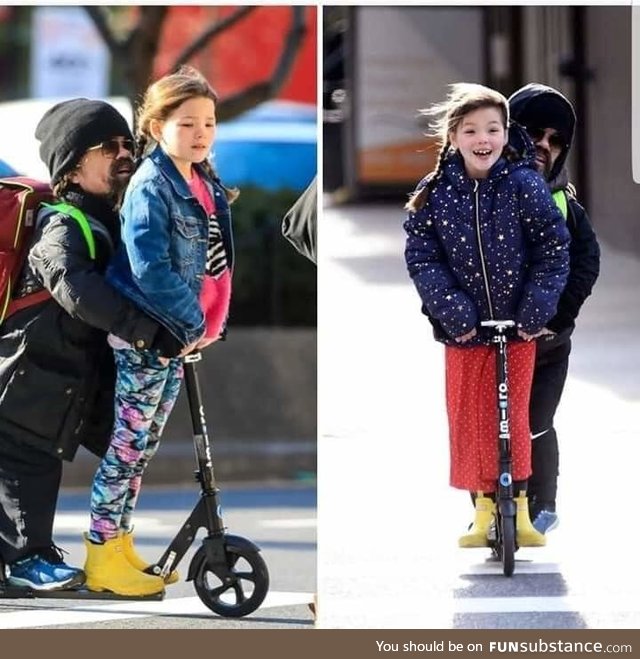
left=405, top=83, right=510, bottom=213
left=137, top=65, right=238, bottom=203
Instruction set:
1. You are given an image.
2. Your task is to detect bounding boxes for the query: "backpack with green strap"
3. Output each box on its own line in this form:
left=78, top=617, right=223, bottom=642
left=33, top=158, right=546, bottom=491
left=0, top=177, right=95, bottom=324
left=552, top=189, right=568, bottom=220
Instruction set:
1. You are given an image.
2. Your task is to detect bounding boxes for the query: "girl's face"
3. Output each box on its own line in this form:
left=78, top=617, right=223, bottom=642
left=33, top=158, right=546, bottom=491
left=449, top=106, right=507, bottom=179
left=152, top=96, right=216, bottom=179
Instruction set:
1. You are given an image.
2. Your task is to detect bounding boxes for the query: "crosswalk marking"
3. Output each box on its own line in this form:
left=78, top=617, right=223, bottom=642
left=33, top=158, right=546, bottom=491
left=317, top=592, right=640, bottom=629
left=460, top=562, right=562, bottom=575
left=55, top=514, right=316, bottom=533
left=453, top=595, right=640, bottom=615
left=0, top=591, right=313, bottom=629
left=54, top=514, right=174, bottom=533
left=260, top=519, right=317, bottom=529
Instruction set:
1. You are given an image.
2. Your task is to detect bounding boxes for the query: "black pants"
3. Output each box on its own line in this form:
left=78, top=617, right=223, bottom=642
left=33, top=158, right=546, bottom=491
left=528, top=332, right=572, bottom=516
left=0, top=433, right=62, bottom=565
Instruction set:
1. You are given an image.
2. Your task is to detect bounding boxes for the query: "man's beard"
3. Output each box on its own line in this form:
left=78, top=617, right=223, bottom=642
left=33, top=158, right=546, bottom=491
left=535, top=148, right=553, bottom=179
left=105, top=157, right=134, bottom=209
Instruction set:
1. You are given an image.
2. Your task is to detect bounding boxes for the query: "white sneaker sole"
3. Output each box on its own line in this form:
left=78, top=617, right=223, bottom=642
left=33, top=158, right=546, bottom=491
left=7, top=573, right=85, bottom=591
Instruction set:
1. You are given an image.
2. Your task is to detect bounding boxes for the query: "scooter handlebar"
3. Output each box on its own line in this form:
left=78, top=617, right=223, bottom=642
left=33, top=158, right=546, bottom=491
left=480, top=320, right=516, bottom=329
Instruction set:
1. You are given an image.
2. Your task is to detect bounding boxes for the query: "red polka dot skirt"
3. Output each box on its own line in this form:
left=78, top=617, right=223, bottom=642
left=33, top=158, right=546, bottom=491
left=445, top=341, right=536, bottom=492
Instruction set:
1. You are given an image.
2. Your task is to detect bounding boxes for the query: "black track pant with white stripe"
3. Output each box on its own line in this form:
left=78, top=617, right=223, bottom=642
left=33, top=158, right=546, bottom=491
left=528, top=333, right=572, bottom=515
left=0, top=433, right=61, bottom=565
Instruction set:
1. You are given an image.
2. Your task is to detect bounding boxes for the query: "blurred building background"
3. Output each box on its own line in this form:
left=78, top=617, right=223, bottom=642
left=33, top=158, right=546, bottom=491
left=324, top=5, right=640, bottom=257
left=0, top=5, right=317, bottom=484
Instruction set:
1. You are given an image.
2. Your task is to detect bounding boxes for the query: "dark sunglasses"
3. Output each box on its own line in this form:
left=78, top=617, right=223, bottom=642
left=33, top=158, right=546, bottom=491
left=525, top=127, right=566, bottom=150
left=86, top=138, right=135, bottom=159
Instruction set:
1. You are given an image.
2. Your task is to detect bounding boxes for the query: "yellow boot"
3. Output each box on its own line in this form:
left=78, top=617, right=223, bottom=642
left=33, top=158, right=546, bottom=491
left=120, top=530, right=179, bottom=585
left=83, top=534, right=165, bottom=596
left=458, top=493, right=496, bottom=548
left=515, top=492, right=546, bottom=547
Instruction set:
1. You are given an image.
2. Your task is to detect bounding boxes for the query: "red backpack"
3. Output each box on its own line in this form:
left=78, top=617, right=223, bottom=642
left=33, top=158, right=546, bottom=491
left=0, top=177, right=95, bottom=324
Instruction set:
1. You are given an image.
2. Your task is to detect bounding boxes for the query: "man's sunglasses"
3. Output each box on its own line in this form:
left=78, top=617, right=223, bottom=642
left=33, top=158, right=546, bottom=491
left=525, top=127, right=566, bottom=150
left=86, top=138, right=135, bottom=159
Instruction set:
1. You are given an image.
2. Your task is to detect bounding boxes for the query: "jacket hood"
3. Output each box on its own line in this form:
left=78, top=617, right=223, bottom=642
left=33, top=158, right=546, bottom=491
left=508, top=83, right=576, bottom=182
left=507, top=120, right=538, bottom=167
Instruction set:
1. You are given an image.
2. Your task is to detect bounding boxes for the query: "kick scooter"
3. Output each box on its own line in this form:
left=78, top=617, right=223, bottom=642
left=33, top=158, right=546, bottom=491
left=481, top=320, right=517, bottom=577
left=0, top=352, right=270, bottom=617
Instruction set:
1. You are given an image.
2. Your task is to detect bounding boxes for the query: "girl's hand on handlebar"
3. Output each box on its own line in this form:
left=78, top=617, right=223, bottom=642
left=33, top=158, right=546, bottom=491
left=178, top=339, right=201, bottom=358
left=454, top=327, right=477, bottom=344
left=195, top=336, right=218, bottom=350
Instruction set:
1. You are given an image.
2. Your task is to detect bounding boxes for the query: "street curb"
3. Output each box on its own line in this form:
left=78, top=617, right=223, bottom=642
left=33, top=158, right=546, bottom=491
left=61, top=439, right=317, bottom=488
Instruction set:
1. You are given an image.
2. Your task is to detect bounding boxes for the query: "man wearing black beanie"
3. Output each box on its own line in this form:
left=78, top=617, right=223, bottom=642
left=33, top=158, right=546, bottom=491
left=0, top=99, right=167, bottom=591
left=508, top=83, right=601, bottom=534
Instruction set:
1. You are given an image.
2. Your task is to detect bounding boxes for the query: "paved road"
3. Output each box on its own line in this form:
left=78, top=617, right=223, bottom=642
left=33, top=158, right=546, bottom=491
left=318, top=200, right=640, bottom=629
left=0, top=484, right=315, bottom=629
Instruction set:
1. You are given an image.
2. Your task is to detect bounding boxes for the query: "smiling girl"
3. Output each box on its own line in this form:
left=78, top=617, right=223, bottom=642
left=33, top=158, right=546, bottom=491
left=403, top=83, right=570, bottom=549
left=82, top=66, right=236, bottom=596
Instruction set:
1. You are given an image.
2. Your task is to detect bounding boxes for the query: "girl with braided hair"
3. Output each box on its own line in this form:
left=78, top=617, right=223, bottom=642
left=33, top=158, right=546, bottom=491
left=82, top=66, right=237, bottom=595
left=403, top=83, right=570, bottom=548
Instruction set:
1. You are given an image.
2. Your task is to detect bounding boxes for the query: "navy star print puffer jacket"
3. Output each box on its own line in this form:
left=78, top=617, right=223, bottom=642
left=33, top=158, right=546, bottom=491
left=404, top=124, right=570, bottom=346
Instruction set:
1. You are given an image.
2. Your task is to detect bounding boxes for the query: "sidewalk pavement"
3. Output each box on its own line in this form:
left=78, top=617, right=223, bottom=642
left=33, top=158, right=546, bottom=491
left=317, top=199, right=640, bottom=628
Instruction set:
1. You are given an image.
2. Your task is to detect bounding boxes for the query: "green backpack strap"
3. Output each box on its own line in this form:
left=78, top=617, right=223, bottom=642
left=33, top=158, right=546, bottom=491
left=42, top=202, right=96, bottom=260
left=552, top=189, right=568, bottom=221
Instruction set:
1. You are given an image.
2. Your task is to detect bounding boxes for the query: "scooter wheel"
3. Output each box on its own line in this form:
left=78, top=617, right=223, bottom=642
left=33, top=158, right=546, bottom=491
left=193, top=543, right=269, bottom=617
left=499, top=516, right=516, bottom=577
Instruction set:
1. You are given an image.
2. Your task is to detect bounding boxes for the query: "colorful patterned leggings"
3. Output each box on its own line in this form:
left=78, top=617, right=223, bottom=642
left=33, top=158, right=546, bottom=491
left=88, top=348, right=184, bottom=543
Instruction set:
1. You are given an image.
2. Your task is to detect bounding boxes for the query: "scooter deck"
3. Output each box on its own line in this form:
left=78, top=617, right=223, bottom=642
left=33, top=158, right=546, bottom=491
left=0, top=585, right=165, bottom=601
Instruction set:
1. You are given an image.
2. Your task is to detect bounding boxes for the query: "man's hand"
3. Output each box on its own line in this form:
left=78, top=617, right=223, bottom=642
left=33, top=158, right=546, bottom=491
left=454, top=327, right=477, bottom=344
left=517, top=328, right=548, bottom=341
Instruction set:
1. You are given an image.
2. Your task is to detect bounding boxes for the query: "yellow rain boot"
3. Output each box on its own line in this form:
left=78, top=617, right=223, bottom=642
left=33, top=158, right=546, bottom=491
left=83, top=534, right=165, bottom=596
left=515, top=492, right=546, bottom=547
left=458, top=493, right=496, bottom=548
left=120, top=530, right=179, bottom=585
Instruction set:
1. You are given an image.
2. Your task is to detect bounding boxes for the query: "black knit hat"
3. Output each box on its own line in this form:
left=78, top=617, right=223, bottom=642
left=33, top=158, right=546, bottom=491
left=35, top=99, right=133, bottom=184
left=509, top=93, right=573, bottom=147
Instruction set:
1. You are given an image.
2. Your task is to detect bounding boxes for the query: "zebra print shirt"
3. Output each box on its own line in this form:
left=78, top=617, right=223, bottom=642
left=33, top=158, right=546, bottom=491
left=188, top=170, right=228, bottom=280
left=206, top=213, right=227, bottom=279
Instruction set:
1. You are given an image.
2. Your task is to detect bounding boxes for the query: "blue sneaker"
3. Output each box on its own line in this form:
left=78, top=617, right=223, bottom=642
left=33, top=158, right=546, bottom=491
left=532, top=510, right=559, bottom=535
left=8, top=548, right=85, bottom=591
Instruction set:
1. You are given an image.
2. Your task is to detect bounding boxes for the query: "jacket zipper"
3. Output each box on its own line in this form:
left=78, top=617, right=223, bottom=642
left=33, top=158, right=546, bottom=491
left=473, top=180, right=495, bottom=319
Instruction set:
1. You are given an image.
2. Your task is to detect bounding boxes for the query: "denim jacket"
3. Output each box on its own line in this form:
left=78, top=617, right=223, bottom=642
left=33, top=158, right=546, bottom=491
left=107, top=145, right=234, bottom=346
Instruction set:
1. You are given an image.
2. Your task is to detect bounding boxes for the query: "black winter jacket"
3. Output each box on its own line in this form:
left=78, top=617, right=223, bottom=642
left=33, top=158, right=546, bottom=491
left=0, top=188, right=161, bottom=461
left=545, top=187, right=600, bottom=336
left=509, top=83, right=600, bottom=344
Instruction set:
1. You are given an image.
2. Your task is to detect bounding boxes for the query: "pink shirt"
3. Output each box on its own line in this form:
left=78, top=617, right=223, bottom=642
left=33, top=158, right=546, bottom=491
left=188, top=170, right=232, bottom=339
left=188, top=170, right=215, bottom=216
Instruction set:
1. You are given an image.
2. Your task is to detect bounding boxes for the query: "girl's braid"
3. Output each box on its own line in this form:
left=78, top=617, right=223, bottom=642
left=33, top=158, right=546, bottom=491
left=199, top=158, right=239, bottom=204
left=405, top=139, right=450, bottom=213
left=135, top=133, right=149, bottom=164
